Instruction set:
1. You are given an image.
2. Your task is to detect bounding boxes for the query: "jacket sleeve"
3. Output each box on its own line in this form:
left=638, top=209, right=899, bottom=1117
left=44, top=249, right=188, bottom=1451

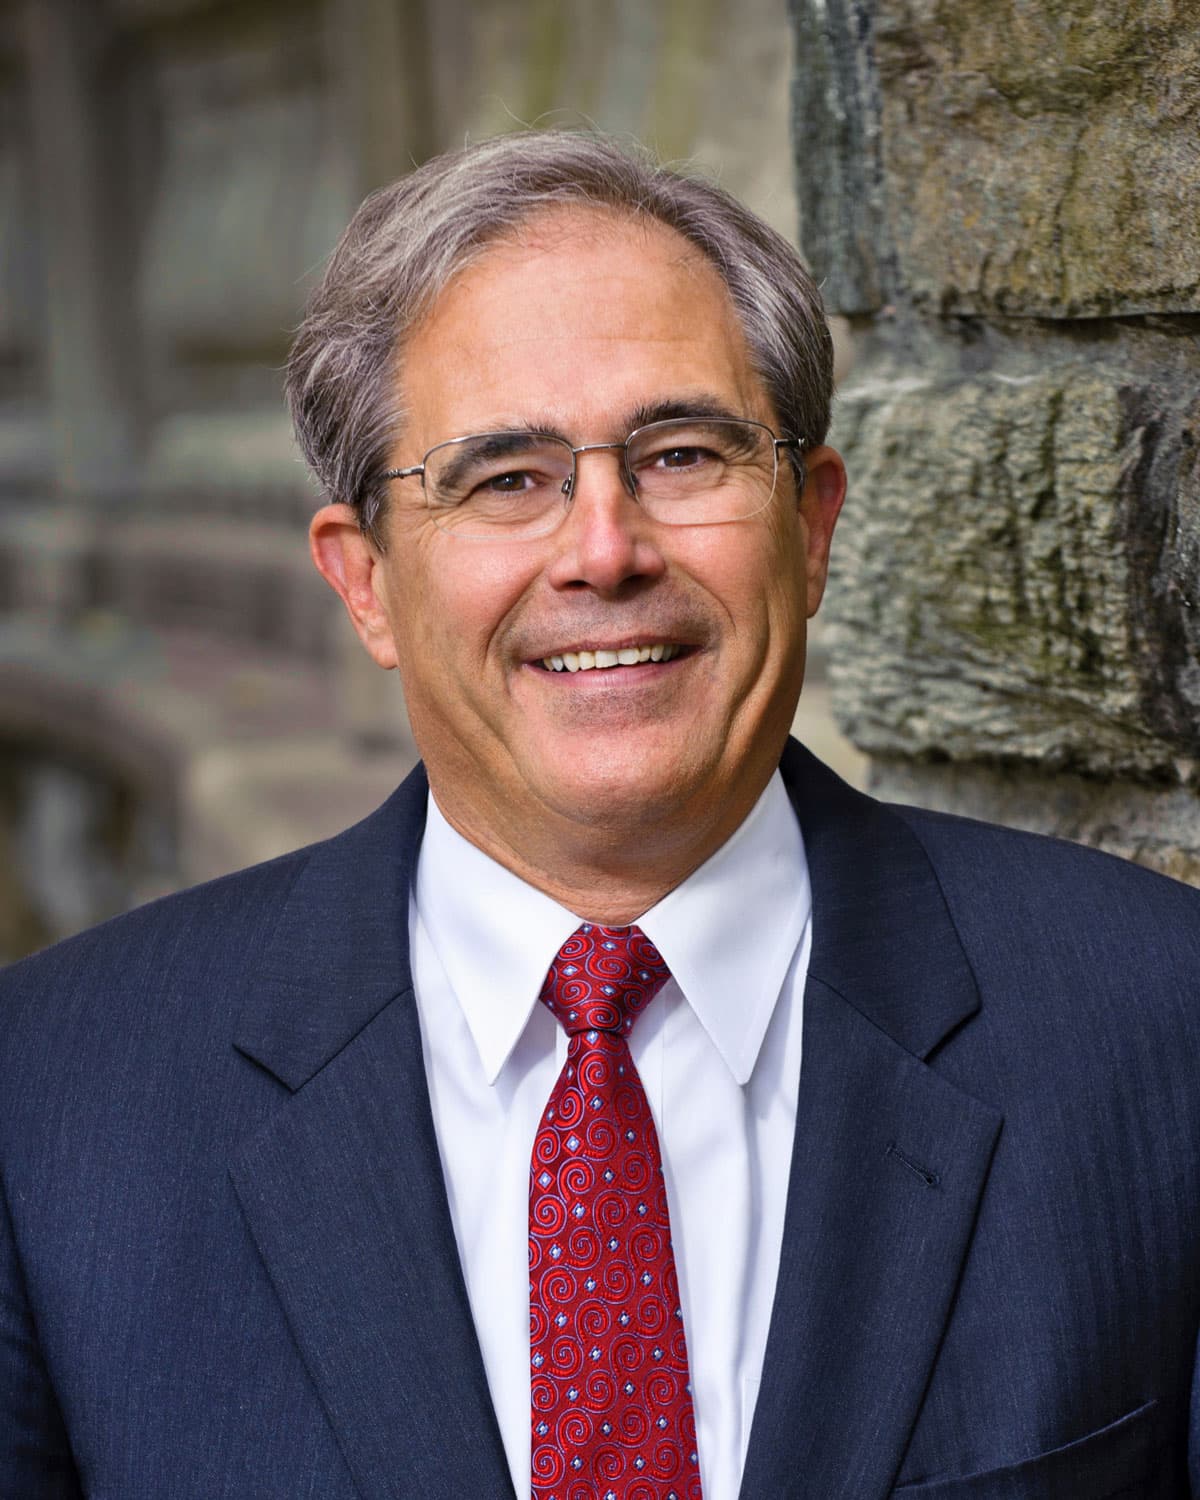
left=0, top=1177, right=83, bottom=1498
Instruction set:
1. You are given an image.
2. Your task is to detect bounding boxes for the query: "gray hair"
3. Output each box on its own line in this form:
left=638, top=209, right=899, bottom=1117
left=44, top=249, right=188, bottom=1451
left=286, top=130, right=833, bottom=545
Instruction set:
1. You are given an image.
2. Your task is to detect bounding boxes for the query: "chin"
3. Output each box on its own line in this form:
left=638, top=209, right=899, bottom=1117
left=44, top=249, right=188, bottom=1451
left=534, top=745, right=711, bottom=833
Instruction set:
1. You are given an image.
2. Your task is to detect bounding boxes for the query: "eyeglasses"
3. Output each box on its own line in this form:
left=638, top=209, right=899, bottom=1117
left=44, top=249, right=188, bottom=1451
left=382, top=417, right=804, bottom=541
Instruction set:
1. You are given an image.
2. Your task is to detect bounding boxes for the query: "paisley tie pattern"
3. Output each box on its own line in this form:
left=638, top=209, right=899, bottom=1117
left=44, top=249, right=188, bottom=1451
left=530, top=923, right=703, bottom=1500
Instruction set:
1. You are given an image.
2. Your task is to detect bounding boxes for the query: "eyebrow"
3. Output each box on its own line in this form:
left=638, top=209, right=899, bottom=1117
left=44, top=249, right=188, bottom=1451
left=624, top=396, right=745, bottom=431
left=435, top=431, right=552, bottom=495
left=483, top=396, right=749, bottom=444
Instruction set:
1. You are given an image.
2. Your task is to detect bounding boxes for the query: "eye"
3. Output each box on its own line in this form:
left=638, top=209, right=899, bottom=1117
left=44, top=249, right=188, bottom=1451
left=636, top=441, right=723, bottom=480
left=654, top=445, right=712, bottom=470
left=477, top=468, right=537, bottom=494
left=430, top=434, right=572, bottom=508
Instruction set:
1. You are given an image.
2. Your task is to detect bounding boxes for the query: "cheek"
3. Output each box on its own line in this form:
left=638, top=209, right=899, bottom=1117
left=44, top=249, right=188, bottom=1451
left=398, top=549, right=536, bottom=672
left=693, top=527, right=803, bottom=631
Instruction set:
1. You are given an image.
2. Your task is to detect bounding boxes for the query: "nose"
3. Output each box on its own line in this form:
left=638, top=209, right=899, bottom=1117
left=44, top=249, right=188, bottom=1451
left=545, top=447, right=667, bottom=596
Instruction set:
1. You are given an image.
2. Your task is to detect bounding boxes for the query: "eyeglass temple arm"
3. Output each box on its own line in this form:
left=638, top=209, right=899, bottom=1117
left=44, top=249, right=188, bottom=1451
left=382, top=465, right=423, bottom=480
left=776, top=437, right=810, bottom=478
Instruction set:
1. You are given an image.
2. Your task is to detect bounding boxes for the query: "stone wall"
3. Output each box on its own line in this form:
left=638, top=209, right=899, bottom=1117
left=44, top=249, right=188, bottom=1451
left=793, top=0, right=1200, bottom=883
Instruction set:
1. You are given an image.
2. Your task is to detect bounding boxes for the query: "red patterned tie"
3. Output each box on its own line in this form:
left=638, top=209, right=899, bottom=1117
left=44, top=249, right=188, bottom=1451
left=529, top=923, right=703, bottom=1500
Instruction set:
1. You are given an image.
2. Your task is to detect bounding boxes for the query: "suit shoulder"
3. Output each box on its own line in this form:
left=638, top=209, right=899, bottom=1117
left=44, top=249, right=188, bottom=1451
left=0, top=841, right=321, bottom=1082
left=0, top=761, right=425, bottom=1074
left=6, top=842, right=305, bottom=979
left=889, top=799, right=1200, bottom=898
left=888, top=800, right=1200, bottom=982
left=0, top=766, right=422, bottom=1000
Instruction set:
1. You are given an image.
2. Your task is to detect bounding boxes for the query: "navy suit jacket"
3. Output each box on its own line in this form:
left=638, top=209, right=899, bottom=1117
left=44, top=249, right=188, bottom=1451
left=3, top=740, right=1200, bottom=1499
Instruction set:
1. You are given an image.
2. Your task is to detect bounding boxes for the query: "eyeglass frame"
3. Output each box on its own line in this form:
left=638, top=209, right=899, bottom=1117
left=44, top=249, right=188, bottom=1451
left=380, top=416, right=808, bottom=539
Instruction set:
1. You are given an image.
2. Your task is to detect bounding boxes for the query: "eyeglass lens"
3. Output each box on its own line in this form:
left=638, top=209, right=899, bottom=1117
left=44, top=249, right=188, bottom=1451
left=423, top=419, right=780, bottom=539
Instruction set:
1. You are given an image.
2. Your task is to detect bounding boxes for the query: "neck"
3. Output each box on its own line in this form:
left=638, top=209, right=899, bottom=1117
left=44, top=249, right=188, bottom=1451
left=428, top=776, right=769, bottom=925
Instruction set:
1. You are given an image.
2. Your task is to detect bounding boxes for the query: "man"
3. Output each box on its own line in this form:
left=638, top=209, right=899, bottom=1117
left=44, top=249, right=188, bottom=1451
left=2, top=131, right=1199, bottom=1500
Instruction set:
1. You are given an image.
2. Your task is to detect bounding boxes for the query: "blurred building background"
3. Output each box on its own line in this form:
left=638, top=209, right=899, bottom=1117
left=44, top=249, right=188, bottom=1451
left=0, top=0, right=863, bottom=961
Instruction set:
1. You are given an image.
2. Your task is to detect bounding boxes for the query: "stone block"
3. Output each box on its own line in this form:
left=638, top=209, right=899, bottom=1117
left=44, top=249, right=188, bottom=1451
left=792, top=0, right=1200, bottom=318
left=873, top=0, right=1200, bottom=316
left=824, top=359, right=1200, bottom=779
left=790, top=0, right=885, bottom=315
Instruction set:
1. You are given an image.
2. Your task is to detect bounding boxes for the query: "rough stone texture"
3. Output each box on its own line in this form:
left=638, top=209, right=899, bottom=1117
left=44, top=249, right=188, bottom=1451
left=876, top=0, right=1200, bottom=317
left=796, top=0, right=1200, bottom=318
left=826, top=352, right=1200, bottom=779
left=790, top=0, right=885, bottom=315
left=795, top=0, right=1200, bottom=880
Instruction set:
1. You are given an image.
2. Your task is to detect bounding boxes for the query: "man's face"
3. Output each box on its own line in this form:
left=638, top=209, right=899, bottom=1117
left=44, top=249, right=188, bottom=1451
left=315, top=208, right=844, bottom=875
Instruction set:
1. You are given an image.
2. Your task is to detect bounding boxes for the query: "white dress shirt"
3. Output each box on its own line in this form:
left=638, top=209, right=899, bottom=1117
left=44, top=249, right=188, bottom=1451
left=409, top=771, right=812, bottom=1500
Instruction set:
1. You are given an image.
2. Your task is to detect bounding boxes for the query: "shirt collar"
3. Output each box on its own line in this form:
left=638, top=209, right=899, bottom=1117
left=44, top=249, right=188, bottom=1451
left=414, top=771, right=810, bottom=1086
left=636, top=772, right=810, bottom=1084
left=415, top=800, right=580, bottom=1083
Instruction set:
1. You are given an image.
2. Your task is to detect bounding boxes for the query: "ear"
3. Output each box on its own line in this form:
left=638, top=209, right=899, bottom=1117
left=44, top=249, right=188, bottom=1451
left=309, top=503, right=399, bottom=669
left=796, top=445, right=847, bottom=618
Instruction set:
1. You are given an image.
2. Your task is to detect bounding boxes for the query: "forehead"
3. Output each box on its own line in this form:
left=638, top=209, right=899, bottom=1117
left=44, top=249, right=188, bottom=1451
left=396, top=206, right=770, bottom=444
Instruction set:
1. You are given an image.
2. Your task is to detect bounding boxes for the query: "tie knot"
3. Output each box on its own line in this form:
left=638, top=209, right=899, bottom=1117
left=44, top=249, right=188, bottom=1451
left=539, top=923, right=671, bottom=1038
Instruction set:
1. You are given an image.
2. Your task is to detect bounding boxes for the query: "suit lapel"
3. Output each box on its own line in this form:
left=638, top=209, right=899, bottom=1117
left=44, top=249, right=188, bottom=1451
left=738, top=744, right=1003, bottom=1500
left=740, top=977, right=1000, bottom=1500
left=229, top=767, right=515, bottom=1500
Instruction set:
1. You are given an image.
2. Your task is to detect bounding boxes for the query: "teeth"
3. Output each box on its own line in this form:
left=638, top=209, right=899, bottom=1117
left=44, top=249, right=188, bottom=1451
left=540, top=643, right=680, bottom=672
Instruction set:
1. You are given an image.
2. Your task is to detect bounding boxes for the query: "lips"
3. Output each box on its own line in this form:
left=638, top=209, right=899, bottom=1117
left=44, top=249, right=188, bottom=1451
left=539, top=643, right=683, bottom=673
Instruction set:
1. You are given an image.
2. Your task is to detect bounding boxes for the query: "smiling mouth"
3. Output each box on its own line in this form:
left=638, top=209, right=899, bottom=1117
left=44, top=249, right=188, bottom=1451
left=538, top=643, right=684, bottom=673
